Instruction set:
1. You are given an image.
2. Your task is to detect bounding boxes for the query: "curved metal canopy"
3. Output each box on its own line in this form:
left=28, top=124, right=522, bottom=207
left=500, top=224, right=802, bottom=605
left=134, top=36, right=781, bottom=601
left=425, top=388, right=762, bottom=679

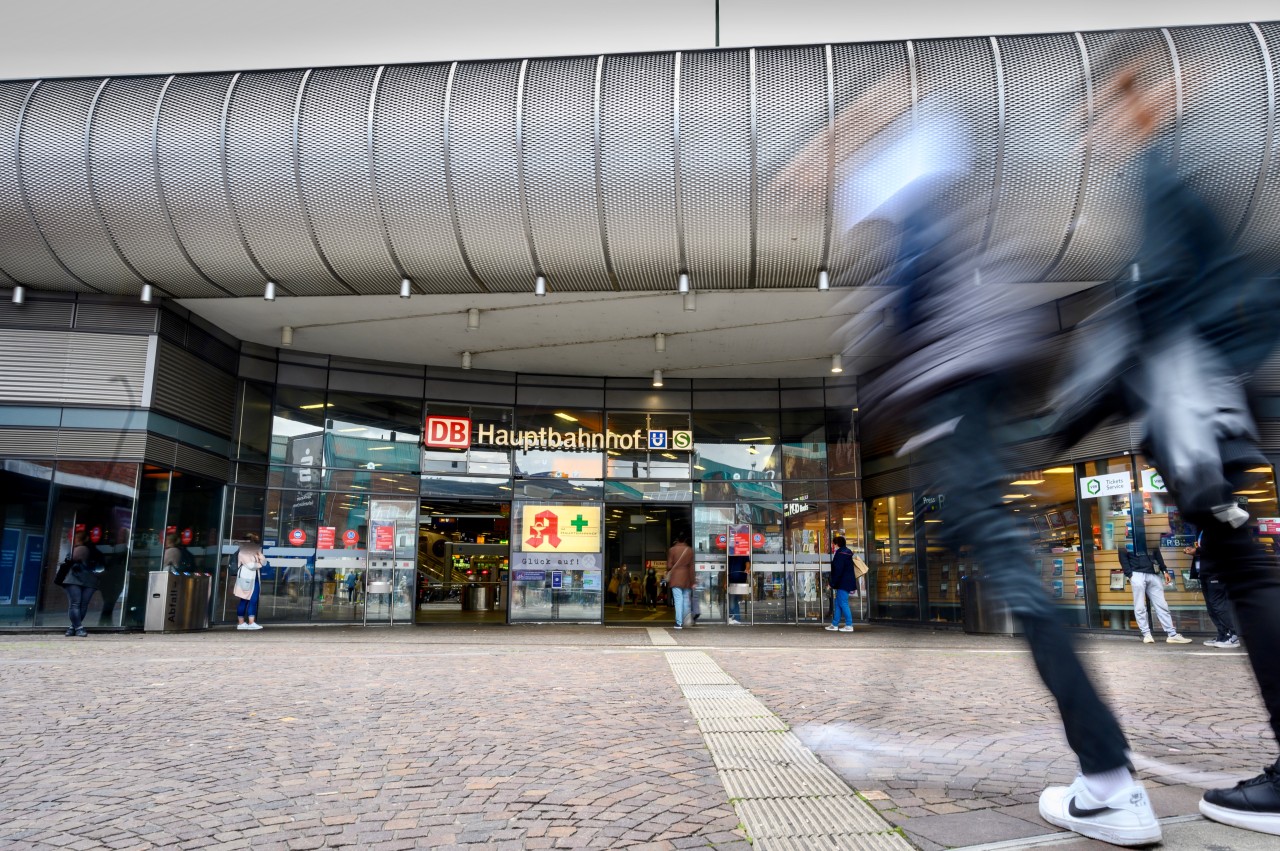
left=1, top=22, right=1277, bottom=299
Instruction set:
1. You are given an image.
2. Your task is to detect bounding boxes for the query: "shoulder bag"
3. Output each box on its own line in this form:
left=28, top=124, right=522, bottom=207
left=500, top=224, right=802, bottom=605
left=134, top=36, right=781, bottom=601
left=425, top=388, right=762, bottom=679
left=54, top=557, right=75, bottom=587
left=232, top=563, right=257, bottom=600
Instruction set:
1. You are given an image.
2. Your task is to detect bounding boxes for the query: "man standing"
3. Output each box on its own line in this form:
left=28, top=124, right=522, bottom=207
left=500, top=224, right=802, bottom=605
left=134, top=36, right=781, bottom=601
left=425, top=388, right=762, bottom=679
left=666, top=534, right=695, bottom=630
left=826, top=536, right=857, bottom=633
left=1187, top=532, right=1239, bottom=649
left=1119, top=546, right=1191, bottom=644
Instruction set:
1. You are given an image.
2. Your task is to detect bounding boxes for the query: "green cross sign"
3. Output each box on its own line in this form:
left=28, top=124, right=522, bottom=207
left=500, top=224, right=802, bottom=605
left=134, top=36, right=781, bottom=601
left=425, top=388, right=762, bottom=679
left=570, top=514, right=589, bottom=532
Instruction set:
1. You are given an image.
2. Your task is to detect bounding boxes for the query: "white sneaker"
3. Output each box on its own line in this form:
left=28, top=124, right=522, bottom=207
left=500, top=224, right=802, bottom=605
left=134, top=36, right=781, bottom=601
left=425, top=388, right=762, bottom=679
left=839, top=626, right=854, bottom=632
left=1038, top=776, right=1161, bottom=846
left=1166, top=634, right=1192, bottom=644
left=824, top=625, right=840, bottom=631
left=236, top=623, right=251, bottom=630
left=1142, top=634, right=1155, bottom=644
left=727, top=618, right=741, bottom=625
left=246, top=623, right=263, bottom=630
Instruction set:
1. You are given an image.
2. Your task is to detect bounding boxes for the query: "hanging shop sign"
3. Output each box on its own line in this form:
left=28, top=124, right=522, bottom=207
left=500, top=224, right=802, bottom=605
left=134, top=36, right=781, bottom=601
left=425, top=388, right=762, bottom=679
left=1079, top=472, right=1132, bottom=499
left=520, top=505, right=602, bottom=552
left=1140, top=469, right=1168, bottom=493
left=423, top=415, right=692, bottom=453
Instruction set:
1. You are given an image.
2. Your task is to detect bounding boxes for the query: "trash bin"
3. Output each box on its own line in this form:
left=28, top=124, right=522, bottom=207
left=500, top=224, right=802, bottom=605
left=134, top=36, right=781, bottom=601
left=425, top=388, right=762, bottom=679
left=461, top=583, right=492, bottom=611
left=960, top=576, right=1022, bottom=635
left=145, top=570, right=212, bottom=632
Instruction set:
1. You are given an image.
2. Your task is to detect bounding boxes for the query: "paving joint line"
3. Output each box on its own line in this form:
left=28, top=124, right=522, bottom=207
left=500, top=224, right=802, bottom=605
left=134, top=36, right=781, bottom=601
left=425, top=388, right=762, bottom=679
left=948, top=814, right=1204, bottom=850
left=655, top=635, right=912, bottom=850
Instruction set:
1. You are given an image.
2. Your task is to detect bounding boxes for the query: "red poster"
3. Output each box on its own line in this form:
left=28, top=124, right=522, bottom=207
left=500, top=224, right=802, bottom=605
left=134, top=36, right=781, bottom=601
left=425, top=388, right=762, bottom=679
left=89, top=526, right=102, bottom=544
left=1259, top=519, right=1280, bottom=535
left=373, top=523, right=394, bottom=553
left=730, top=524, right=751, bottom=557
left=317, top=526, right=336, bottom=549
left=180, top=528, right=193, bottom=545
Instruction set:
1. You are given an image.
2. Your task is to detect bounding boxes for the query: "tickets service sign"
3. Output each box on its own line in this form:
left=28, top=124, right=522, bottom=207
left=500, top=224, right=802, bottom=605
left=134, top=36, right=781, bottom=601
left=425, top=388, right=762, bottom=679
left=520, top=505, right=602, bottom=553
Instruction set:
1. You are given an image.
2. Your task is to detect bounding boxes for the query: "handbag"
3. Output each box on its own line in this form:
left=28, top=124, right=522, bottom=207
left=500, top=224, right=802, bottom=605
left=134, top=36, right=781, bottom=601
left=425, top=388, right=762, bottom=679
left=54, top=557, right=75, bottom=587
left=852, top=556, right=870, bottom=579
left=232, top=564, right=257, bottom=600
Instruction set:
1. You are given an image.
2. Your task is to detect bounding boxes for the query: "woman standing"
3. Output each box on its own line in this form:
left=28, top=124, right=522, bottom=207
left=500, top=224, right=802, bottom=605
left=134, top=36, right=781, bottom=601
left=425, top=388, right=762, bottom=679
left=234, top=542, right=265, bottom=631
left=666, top=534, right=695, bottom=629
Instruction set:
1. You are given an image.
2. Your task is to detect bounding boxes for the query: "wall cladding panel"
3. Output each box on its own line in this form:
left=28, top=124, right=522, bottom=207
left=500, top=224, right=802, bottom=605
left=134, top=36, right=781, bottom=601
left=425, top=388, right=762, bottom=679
left=153, top=339, right=236, bottom=437
left=0, top=329, right=147, bottom=406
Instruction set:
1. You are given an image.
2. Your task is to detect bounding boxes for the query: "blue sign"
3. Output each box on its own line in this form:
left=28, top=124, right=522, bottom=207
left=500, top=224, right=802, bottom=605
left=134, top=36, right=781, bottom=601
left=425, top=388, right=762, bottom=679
left=647, top=430, right=668, bottom=450
left=0, top=528, right=18, bottom=603
left=551, top=571, right=563, bottom=589
left=18, top=534, right=44, bottom=605
left=513, top=570, right=545, bottom=582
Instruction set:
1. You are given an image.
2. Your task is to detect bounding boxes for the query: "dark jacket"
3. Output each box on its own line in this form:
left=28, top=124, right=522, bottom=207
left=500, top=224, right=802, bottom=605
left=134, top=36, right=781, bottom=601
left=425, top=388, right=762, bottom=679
left=1119, top=548, right=1168, bottom=578
left=829, top=547, right=858, bottom=592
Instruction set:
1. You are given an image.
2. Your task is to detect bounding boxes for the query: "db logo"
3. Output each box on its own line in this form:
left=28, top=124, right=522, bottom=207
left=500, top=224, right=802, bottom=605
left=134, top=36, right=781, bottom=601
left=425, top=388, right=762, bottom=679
left=424, top=415, right=471, bottom=449
left=288, top=528, right=306, bottom=545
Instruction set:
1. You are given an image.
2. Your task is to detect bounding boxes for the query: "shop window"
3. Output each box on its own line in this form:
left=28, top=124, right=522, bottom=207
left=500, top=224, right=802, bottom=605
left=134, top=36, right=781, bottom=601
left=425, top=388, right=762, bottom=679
left=870, top=492, right=919, bottom=620
left=37, top=461, right=139, bottom=629
left=1010, top=465, right=1089, bottom=628
left=235, top=381, right=273, bottom=462
left=781, top=410, right=827, bottom=480
left=825, top=407, right=859, bottom=479
left=605, top=411, right=691, bottom=480
left=270, top=388, right=326, bottom=464
left=0, top=459, right=53, bottom=626
left=422, top=402, right=512, bottom=477
left=1080, top=456, right=1136, bottom=630
left=422, top=475, right=516, bottom=501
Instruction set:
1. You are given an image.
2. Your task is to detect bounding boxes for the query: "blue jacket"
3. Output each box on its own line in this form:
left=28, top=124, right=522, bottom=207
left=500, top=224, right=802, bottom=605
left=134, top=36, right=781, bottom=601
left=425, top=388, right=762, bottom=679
left=829, top=547, right=858, bottom=592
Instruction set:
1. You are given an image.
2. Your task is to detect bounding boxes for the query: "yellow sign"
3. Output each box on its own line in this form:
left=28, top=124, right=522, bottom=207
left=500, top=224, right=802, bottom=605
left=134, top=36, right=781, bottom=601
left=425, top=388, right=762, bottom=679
left=520, top=505, right=601, bottom=553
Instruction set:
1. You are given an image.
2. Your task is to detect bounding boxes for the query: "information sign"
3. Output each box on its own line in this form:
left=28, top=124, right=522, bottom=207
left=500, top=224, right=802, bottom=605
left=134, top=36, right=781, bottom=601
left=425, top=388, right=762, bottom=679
left=1140, top=469, right=1168, bottom=493
left=1078, top=472, right=1132, bottom=499
left=317, top=527, right=336, bottom=549
left=1259, top=518, right=1280, bottom=535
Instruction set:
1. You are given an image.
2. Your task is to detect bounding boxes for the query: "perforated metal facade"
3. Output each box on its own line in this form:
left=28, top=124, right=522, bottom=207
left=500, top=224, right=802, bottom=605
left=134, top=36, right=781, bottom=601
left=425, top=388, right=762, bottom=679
left=0, top=23, right=1277, bottom=297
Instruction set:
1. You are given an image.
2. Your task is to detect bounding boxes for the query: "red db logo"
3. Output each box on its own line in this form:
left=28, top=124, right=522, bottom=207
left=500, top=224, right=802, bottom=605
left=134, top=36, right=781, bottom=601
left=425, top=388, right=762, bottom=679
left=424, top=416, right=471, bottom=449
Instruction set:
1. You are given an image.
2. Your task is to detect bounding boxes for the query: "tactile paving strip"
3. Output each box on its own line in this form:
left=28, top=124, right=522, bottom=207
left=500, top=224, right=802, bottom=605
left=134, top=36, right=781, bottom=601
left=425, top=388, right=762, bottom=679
left=662, top=650, right=912, bottom=850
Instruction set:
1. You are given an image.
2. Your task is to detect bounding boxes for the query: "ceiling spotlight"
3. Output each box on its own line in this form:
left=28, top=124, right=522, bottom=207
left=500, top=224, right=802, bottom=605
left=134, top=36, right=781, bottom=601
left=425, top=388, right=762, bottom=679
left=830, top=353, right=843, bottom=373
left=652, top=369, right=663, bottom=387
left=683, top=291, right=696, bottom=312
left=140, top=284, right=154, bottom=304
left=11, top=286, right=25, bottom=305
left=654, top=333, right=666, bottom=353
left=461, top=351, right=472, bottom=370
left=281, top=325, right=294, bottom=347
left=264, top=281, right=277, bottom=301
left=534, top=275, right=547, bottom=297
left=677, top=272, right=690, bottom=294
left=818, top=269, right=830, bottom=291
left=399, top=277, right=412, bottom=299
left=467, top=308, right=480, bottom=331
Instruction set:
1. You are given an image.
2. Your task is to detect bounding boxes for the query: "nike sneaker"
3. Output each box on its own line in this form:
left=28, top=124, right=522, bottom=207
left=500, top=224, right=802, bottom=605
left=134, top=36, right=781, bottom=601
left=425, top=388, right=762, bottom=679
left=1039, top=776, right=1161, bottom=846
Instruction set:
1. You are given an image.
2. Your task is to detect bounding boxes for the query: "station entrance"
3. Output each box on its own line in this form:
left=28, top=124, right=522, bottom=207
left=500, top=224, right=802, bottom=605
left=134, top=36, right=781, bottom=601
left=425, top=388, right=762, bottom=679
left=602, top=505, right=693, bottom=625
left=414, top=501, right=509, bottom=625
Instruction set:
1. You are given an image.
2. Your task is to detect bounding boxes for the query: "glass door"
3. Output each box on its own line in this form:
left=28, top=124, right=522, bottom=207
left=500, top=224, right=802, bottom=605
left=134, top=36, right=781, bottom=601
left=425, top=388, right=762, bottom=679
left=509, top=501, right=604, bottom=623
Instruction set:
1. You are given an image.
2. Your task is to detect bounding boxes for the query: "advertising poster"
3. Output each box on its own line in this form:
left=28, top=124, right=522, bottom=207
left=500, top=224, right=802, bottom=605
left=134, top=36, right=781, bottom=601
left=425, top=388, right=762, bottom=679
left=520, top=506, right=602, bottom=553
left=371, top=522, right=395, bottom=555
left=282, top=434, right=323, bottom=525
left=0, top=528, right=18, bottom=603
left=17, top=534, right=44, bottom=605
left=730, top=524, right=751, bottom=556
left=317, top=527, right=336, bottom=549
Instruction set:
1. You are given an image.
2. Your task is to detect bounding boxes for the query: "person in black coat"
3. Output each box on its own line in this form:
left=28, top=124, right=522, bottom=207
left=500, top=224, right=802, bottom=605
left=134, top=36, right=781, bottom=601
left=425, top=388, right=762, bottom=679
left=825, top=537, right=857, bottom=633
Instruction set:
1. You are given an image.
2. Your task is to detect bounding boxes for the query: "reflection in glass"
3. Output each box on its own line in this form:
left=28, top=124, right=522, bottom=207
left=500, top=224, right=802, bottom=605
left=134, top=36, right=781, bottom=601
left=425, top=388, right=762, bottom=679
left=0, top=460, right=53, bottom=627
left=871, top=492, right=918, bottom=620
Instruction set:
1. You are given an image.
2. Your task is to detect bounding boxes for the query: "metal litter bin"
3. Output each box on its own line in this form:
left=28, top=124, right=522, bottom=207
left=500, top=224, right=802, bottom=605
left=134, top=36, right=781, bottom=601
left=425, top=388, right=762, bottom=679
left=961, top=576, right=1022, bottom=635
left=145, top=571, right=212, bottom=632
left=462, top=583, right=492, bottom=611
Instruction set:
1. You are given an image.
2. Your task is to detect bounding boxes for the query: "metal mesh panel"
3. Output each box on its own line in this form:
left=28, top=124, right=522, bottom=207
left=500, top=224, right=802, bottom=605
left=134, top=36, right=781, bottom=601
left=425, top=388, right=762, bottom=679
left=600, top=53, right=680, bottom=291
left=913, top=37, right=1000, bottom=269
left=1053, top=29, right=1177, bottom=281
left=225, top=70, right=347, bottom=295
left=297, top=66, right=400, bottom=295
left=372, top=64, right=478, bottom=294
left=0, top=81, right=88, bottom=289
left=828, top=41, right=913, bottom=287
left=91, top=76, right=226, bottom=297
left=449, top=61, right=531, bottom=292
left=755, top=46, right=828, bottom=288
left=1237, top=23, right=1280, bottom=266
left=1172, top=25, right=1270, bottom=239
left=156, top=73, right=265, bottom=296
left=523, top=56, right=609, bottom=291
left=985, top=34, right=1088, bottom=282
left=681, top=49, right=752, bottom=290
left=21, top=79, right=145, bottom=293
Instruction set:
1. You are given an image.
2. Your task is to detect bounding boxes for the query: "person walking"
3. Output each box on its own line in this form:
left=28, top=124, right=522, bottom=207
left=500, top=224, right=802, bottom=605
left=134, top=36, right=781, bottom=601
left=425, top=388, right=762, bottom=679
left=615, top=566, right=631, bottom=609
left=666, top=534, right=695, bottom=630
left=233, top=542, right=265, bottom=631
left=1187, top=532, right=1239, bottom=648
left=1119, top=546, right=1192, bottom=644
left=59, top=531, right=101, bottom=637
left=825, top=536, right=857, bottom=633
left=644, top=566, right=658, bottom=610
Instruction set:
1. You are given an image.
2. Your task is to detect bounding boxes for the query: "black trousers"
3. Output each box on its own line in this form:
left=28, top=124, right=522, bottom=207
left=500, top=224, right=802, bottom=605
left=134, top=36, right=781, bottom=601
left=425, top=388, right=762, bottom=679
left=917, top=382, right=1130, bottom=774
left=1200, top=569, right=1236, bottom=641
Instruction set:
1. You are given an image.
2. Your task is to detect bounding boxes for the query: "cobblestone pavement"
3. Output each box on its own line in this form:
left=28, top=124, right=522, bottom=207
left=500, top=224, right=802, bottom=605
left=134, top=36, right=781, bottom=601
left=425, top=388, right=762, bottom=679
left=0, top=624, right=1271, bottom=850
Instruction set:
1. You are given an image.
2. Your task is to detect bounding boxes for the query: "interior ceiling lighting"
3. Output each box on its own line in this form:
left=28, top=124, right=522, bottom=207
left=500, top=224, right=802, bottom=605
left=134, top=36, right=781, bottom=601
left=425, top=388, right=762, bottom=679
left=818, top=269, right=830, bottom=291
left=1010, top=478, right=1044, bottom=486
left=337, top=427, right=367, bottom=433
left=399, top=277, right=412, bottom=299
left=264, top=280, right=277, bottom=301
left=299, top=403, right=332, bottom=410
left=683, top=291, right=696, bottom=312
left=739, top=436, right=771, bottom=442
left=466, top=308, right=480, bottom=331
left=11, top=286, right=24, bottom=305
left=652, top=369, right=663, bottom=387
left=747, top=444, right=758, bottom=455
left=655, top=333, right=666, bottom=353
left=461, top=351, right=472, bottom=370
left=1002, top=493, right=1030, bottom=499
left=1247, top=466, right=1273, bottom=473
left=677, top=272, right=690, bottom=294
left=534, top=275, right=547, bottom=296
left=281, top=325, right=294, bottom=347
left=1044, top=467, right=1075, bottom=474
left=694, top=464, right=706, bottom=471
left=140, top=284, right=154, bottom=304
left=368, top=446, right=395, bottom=451
left=554, top=412, right=577, bottom=422
left=661, top=453, right=677, bottom=460
left=830, top=353, right=843, bottom=373
left=1235, top=489, right=1268, bottom=495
